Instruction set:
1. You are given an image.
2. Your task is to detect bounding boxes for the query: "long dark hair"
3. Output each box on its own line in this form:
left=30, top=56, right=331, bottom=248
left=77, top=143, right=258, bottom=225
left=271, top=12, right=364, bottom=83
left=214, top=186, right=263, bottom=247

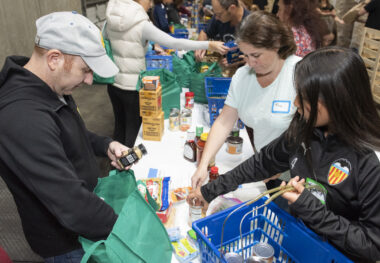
left=286, top=47, right=380, bottom=152
left=237, top=11, right=296, bottom=59
left=283, top=0, right=325, bottom=48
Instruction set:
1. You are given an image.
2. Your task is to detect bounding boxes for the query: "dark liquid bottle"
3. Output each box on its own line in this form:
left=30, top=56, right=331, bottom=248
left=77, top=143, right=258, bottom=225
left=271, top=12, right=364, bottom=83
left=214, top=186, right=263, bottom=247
left=184, top=130, right=196, bottom=162
left=209, top=166, right=219, bottom=182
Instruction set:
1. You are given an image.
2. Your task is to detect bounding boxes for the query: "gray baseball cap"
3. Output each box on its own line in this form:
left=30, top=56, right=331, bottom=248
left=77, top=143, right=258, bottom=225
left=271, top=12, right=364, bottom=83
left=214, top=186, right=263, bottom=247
left=35, top=11, right=119, bottom=78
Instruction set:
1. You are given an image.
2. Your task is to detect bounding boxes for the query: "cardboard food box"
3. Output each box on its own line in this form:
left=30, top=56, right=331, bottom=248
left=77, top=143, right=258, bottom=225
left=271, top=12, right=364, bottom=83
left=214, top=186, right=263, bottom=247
left=142, top=110, right=164, bottom=141
left=142, top=76, right=160, bottom=90
left=139, top=85, right=162, bottom=116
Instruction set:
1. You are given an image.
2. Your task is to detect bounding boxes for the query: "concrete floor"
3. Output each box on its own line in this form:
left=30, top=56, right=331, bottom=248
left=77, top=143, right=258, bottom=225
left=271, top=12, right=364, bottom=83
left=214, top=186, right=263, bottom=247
left=0, top=83, right=114, bottom=262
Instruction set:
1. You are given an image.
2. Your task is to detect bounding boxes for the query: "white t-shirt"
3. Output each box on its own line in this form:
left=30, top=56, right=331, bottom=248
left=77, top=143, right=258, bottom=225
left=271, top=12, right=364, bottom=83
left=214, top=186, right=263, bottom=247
left=225, top=55, right=301, bottom=151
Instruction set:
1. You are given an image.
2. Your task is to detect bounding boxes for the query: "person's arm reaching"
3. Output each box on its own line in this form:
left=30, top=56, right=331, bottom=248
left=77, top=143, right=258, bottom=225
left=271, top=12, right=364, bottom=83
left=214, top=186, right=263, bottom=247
left=191, top=105, right=238, bottom=189
left=142, top=21, right=228, bottom=54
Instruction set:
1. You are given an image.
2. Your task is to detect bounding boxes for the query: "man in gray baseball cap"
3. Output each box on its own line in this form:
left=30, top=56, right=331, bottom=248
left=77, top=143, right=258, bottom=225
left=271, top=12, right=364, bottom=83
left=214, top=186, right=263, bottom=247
left=0, top=12, right=129, bottom=262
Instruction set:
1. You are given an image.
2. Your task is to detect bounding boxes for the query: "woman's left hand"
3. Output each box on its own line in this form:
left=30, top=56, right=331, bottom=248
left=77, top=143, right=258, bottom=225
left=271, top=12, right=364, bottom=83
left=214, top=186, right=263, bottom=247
left=281, top=176, right=305, bottom=205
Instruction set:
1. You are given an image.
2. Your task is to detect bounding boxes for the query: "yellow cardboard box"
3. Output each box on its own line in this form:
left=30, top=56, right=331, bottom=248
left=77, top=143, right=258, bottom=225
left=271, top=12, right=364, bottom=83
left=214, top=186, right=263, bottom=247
left=139, top=85, right=162, bottom=116
left=142, top=111, right=164, bottom=141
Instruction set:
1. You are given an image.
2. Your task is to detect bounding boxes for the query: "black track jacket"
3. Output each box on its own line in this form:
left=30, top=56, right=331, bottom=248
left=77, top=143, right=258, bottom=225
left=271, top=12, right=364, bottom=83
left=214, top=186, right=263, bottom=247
left=0, top=56, right=117, bottom=257
left=202, top=129, right=380, bottom=262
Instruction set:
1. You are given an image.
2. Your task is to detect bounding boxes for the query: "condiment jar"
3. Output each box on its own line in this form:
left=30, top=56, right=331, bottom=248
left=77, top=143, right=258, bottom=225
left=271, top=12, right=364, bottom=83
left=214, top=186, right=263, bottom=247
left=188, top=197, right=203, bottom=227
left=209, top=166, right=219, bottom=182
left=196, top=133, right=208, bottom=167
left=226, top=136, right=243, bottom=154
left=185, top=92, right=194, bottom=109
left=169, top=108, right=180, bottom=131
left=180, top=109, right=192, bottom=132
left=117, top=144, right=147, bottom=168
left=184, top=130, right=196, bottom=162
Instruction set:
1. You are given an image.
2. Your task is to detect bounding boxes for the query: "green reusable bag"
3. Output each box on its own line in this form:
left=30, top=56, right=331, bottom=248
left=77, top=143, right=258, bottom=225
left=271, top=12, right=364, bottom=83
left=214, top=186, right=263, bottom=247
left=189, top=61, right=223, bottom=104
left=79, top=170, right=172, bottom=263
left=93, top=23, right=116, bottom=85
left=136, top=69, right=181, bottom=119
left=172, top=54, right=192, bottom=88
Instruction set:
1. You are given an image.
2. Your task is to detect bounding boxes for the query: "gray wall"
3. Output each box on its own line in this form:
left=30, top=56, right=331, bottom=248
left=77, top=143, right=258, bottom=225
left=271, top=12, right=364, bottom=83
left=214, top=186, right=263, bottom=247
left=0, top=0, right=82, bottom=66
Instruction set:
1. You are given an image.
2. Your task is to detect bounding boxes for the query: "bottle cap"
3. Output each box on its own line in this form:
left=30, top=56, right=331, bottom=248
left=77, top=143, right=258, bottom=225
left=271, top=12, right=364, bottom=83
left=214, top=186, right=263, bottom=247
left=210, top=166, right=218, bottom=174
left=200, top=132, right=208, bottom=141
left=185, top=91, right=194, bottom=97
left=137, top=144, right=148, bottom=155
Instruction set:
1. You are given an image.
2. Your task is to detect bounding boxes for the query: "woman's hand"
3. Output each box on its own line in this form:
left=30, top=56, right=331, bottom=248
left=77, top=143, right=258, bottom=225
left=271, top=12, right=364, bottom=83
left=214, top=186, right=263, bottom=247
left=107, top=141, right=131, bottom=170
left=281, top=176, right=305, bottom=205
left=209, top=41, right=229, bottom=55
left=191, top=166, right=209, bottom=189
left=186, top=187, right=208, bottom=207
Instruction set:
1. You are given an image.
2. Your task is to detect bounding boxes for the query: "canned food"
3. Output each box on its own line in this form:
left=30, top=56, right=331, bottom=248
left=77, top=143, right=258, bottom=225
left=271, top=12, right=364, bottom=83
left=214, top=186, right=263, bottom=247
left=169, top=108, right=180, bottom=131
left=200, top=65, right=209, bottom=73
left=180, top=109, right=192, bottom=132
left=246, top=242, right=274, bottom=263
left=226, top=136, right=243, bottom=154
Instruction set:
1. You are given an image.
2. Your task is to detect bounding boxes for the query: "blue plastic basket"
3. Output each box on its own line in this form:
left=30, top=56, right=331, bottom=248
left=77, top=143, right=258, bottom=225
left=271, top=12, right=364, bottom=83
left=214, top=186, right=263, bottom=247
left=170, top=28, right=189, bottom=39
left=145, top=54, right=173, bottom=71
left=192, top=196, right=352, bottom=263
left=205, top=77, right=231, bottom=126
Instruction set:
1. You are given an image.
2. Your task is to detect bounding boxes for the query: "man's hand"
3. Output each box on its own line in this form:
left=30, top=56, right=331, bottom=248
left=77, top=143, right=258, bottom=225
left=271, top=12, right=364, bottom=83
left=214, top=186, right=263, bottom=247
left=281, top=176, right=305, bottom=204
left=195, top=49, right=207, bottom=61
left=191, top=166, right=209, bottom=189
left=107, top=141, right=131, bottom=170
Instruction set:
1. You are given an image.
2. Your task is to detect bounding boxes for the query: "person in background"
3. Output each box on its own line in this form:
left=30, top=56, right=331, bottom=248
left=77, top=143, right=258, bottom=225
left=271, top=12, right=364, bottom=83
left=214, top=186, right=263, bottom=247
left=167, top=0, right=184, bottom=25
left=188, top=47, right=380, bottom=262
left=194, top=0, right=250, bottom=62
left=0, top=12, right=129, bottom=262
left=106, top=0, right=228, bottom=148
left=335, top=0, right=360, bottom=47
left=191, top=12, right=300, bottom=196
left=277, top=0, right=326, bottom=57
left=317, top=0, right=345, bottom=25
left=153, top=0, right=173, bottom=32
left=358, top=0, right=380, bottom=30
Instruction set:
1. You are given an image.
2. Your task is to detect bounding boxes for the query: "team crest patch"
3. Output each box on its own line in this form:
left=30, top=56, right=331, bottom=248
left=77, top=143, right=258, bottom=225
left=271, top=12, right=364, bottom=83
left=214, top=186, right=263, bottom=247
left=328, top=159, right=351, bottom=185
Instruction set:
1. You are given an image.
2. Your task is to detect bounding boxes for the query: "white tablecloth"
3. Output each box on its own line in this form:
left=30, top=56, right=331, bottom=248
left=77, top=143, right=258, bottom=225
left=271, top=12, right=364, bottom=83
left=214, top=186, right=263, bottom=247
left=133, top=91, right=266, bottom=262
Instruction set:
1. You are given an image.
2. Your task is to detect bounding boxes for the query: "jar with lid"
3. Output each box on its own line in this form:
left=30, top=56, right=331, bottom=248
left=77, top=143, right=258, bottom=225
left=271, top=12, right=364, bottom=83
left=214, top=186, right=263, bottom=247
left=188, top=197, right=203, bottom=227
left=184, top=129, right=196, bottom=162
left=117, top=144, right=147, bottom=168
left=196, top=133, right=215, bottom=168
left=209, top=166, right=219, bottom=182
left=169, top=108, right=180, bottom=131
left=180, top=108, right=192, bottom=132
left=185, top=92, right=194, bottom=109
left=226, top=136, right=243, bottom=154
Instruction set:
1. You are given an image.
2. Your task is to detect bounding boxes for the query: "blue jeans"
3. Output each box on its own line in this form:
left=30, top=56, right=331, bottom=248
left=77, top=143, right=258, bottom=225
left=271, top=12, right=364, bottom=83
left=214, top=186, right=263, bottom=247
left=44, top=248, right=84, bottom=263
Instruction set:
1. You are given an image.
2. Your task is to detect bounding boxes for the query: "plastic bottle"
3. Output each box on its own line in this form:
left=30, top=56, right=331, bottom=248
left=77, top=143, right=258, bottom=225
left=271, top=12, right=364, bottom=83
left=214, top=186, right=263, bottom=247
left=117, top=144, right=147, bottom=168
left=184, top=130, right=196, bottom=162
left=209, top=166, right=219, bottom=182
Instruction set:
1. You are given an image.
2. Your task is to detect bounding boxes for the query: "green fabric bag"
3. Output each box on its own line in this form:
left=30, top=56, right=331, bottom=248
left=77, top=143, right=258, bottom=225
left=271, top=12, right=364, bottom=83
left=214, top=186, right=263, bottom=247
left=93, top=23, right=116, bottom=85
left=136, top=69, right=181, bottom=119
left=79, top=170, right=172, bottom=263
left=189, top=61, right=223, bottom=104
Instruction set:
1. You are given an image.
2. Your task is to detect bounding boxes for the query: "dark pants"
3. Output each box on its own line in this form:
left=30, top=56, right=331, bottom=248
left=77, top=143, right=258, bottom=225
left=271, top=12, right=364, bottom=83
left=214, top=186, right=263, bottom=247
left=107, top=84, right=141, bottom=148
left=44, top=249, right=84, bottom=263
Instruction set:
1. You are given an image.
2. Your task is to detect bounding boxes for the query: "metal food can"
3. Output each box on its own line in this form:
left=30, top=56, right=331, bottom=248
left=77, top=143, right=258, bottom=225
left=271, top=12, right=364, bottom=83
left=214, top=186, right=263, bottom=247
left=226, top=136, right=243, bottom=154
left=180, top=108, right=192, bottom=132
left=169, top=108, right=180, bottom=131
left=246, top=242, right=274, bottom=263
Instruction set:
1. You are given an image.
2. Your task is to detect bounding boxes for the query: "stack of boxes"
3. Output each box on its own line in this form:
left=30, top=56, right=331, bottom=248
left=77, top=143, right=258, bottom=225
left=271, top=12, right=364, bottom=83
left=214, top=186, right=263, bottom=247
left=139, top=76, right=164, bottom=141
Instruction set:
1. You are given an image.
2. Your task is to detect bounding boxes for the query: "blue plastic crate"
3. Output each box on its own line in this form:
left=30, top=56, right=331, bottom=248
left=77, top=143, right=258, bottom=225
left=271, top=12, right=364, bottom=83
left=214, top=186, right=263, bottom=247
left=145, top=54, right=173, bottom=71
left=170, top=28, right=189, bottom=39
left=205, top=77, right=231, bottom=126
left=192, top=196, right=352, bottom=263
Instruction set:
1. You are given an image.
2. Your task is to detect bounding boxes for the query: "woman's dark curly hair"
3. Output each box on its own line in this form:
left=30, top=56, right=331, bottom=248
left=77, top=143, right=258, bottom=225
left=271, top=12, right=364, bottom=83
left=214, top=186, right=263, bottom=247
left=283, top=0, right=325, bottom=48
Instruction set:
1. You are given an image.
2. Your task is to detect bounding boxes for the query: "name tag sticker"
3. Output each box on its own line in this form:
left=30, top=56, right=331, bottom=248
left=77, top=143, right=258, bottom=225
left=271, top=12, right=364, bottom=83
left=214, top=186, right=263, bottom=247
left=272, top=100, right=291, bottom=113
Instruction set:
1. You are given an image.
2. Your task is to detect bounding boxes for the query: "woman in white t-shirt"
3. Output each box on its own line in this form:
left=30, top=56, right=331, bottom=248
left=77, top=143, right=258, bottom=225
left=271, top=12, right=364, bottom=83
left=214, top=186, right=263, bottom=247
left=192, top=11, right=301, bottom=189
